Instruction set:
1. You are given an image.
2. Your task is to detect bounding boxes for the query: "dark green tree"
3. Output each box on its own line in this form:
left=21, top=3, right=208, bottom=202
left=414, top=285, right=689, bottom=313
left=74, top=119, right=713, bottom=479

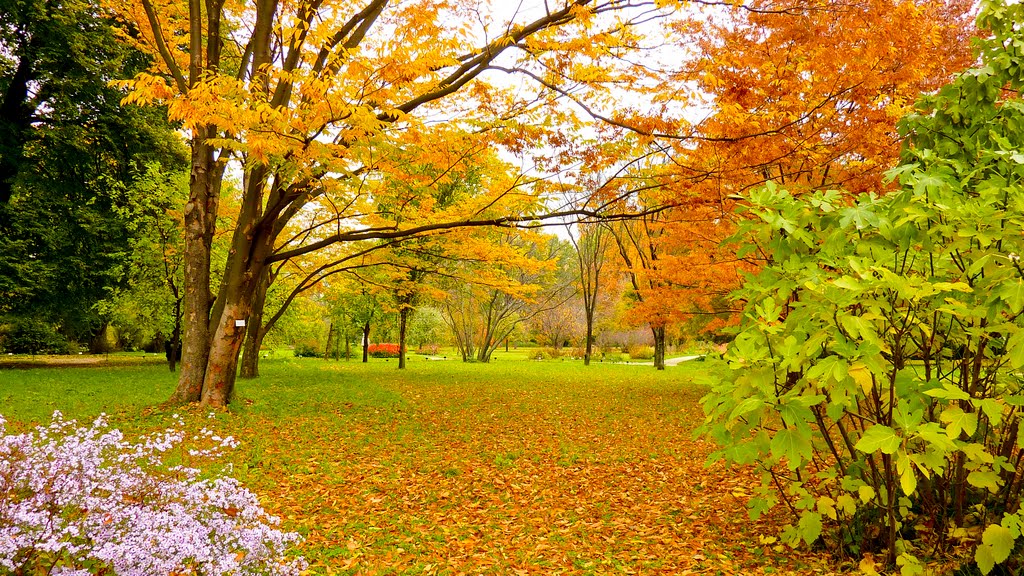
left=0, top=0, right=186, bottom=346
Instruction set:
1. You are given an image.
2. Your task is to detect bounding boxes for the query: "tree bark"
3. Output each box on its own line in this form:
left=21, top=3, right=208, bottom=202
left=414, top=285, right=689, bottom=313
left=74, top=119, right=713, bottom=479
left=171, top=128, right=219, bottom=404
left=240, top=267, right=271, bottom=378
left=362, top=320, right=370, bottom=363
left=239, top=323, right=266, bottom=378
left=0, top=53, right=35, bottom=206
left=398, top=306, right=410, bottom=369
left=196, top=160, right=273, bottom=407
left=652, top=325, right=666, bottom=370
left=583, top=308, right=595, bottom=366
left=168, top=297, right=182, bottom=372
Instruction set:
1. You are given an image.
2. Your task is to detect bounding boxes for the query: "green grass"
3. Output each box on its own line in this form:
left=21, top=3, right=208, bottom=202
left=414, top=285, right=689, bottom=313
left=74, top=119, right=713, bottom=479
left=0, top=354, right=829, bottom=575
left=0, top=364, right=177, bottom=424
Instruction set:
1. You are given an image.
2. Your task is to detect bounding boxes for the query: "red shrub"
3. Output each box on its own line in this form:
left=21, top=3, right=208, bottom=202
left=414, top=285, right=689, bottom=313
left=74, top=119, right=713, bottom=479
left=367, top=343, right=401, bottom=358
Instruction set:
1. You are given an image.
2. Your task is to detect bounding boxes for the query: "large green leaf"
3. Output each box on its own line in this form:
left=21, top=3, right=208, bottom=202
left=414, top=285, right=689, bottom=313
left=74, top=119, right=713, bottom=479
left=967, top=470, right=1001, bottom=492
left=998, top=279, right=1024, bottom=313
left=855, top=425, right=902, bottom=455
left=770, top=427, right=812, bottom=469
left=940, top=407, right=979, bottom=439
left=798, top=511, right=823, bottom=546
left=975, top=524, right=1015, bottom=574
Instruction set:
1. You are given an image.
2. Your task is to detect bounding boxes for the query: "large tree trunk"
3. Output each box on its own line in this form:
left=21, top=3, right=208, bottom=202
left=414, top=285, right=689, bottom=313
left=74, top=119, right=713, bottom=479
left=652, top=325, right=666, bottom=370
left=200, top=306, right=249, bottom=407
left=398, top=307, right=410, bottom=369
left=171, top=0, right=267, bottom=408
left=198, top=256, right=266, bottom=407
left=198, top=164, right=276, bottom=407
left=171, top=129, right=219, bottom=404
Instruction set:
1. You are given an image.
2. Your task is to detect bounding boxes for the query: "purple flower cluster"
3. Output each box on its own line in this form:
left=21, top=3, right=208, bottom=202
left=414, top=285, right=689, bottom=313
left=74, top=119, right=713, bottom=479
left=0, top=412, right=306, bottom=575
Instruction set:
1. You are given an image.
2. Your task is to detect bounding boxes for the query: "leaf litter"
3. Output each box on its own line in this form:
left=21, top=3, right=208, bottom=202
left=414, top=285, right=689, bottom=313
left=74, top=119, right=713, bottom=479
left=186, top=363, right=848, bottom=575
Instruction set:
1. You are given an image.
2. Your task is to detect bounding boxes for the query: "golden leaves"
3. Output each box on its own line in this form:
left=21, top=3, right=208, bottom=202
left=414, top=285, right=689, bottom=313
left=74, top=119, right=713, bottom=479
left=199, top=364, right=836, bottom=575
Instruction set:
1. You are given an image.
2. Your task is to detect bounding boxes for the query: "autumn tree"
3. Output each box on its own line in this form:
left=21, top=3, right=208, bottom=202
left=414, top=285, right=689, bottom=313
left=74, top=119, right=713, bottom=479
left=102, top=0, right=669, bottom=407
left=239, top=135, right=511, bottom=375
left=605, top=211, right=670, bottom=369
left=671, top=0, right=974, bottom=303
left=441, top=231, right=573, bottom=363
left=567, top=222, right=609, bottom=365
left=560, top=0, right=975, bottom=344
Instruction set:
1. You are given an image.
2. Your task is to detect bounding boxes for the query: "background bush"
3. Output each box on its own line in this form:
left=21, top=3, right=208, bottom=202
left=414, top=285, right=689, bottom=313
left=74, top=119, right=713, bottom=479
left=292, top=340, right=321, bottom=358
left=0, top=317, right=75, bottom=354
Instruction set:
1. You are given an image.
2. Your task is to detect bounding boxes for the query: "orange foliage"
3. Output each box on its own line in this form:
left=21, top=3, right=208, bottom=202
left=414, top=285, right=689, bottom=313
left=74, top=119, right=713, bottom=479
left=603, top=0, right=975, bottom=337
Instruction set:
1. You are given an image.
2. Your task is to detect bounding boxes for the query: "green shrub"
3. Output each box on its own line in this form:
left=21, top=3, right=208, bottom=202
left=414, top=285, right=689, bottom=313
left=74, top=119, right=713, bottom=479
left=292, top=341, right=321, bottom=358
left=700, top=35, right=1024, bottom=574
left=0, top=318, right=74, bottom=354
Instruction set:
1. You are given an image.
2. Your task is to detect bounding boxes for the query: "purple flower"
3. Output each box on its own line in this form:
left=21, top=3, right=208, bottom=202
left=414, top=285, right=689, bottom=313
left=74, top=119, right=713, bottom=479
left=0, top=412, right=306, bottom=575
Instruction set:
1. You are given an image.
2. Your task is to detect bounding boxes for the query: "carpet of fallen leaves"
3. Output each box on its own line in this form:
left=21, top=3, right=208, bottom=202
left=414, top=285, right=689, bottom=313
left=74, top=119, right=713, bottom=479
left=212, top=361, right=852, bottom=575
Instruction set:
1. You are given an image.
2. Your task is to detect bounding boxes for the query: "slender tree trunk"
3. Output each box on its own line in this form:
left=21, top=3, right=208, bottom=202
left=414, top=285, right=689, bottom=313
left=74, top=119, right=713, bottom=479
left=323, top=320, right=333, bottom=362
left=344, top=322, right=350, bottom=361
left=652, top=325, right=666, bottom=370
left=239, top=325, right=263, bottom=379
left=583, top=309, right=595, bottom=366
left=398, top=307, right=410, bottom=369
left=362, top=321, right=370, bottom=363
left=240, top=267, right=271, bottom=379
left=168, top=297, right=182, bottom=372
left=240, top=324, right=266, bottom=378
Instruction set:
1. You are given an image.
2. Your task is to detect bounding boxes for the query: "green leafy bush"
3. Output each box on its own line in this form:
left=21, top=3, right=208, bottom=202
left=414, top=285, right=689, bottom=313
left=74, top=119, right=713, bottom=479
left=292, top=341, right=321, bottom=358
left=0, top=318, right=74, bottom=354
left=701, top=5, right=1024, bottom=572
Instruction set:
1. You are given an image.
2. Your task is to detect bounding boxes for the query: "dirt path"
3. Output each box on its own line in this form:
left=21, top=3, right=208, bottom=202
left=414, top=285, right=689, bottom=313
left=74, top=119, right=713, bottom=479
left=0, top=354, right=166, bottom=369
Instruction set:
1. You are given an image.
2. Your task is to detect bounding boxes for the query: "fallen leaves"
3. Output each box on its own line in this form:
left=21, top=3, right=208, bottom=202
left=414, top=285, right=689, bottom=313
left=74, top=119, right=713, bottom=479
left=190, top=363, right=845, bottom=575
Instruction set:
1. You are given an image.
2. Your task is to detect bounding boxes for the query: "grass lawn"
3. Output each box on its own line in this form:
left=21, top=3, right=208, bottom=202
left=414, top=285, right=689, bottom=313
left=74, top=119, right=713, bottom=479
left=0, top=355, right=840, bottom=575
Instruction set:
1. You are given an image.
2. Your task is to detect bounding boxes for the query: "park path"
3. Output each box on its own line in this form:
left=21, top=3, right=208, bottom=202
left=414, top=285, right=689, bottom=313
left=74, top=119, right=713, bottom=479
left=665, top=354, right=703, bottom=366
left=623, top=354, right=704, bottom=367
